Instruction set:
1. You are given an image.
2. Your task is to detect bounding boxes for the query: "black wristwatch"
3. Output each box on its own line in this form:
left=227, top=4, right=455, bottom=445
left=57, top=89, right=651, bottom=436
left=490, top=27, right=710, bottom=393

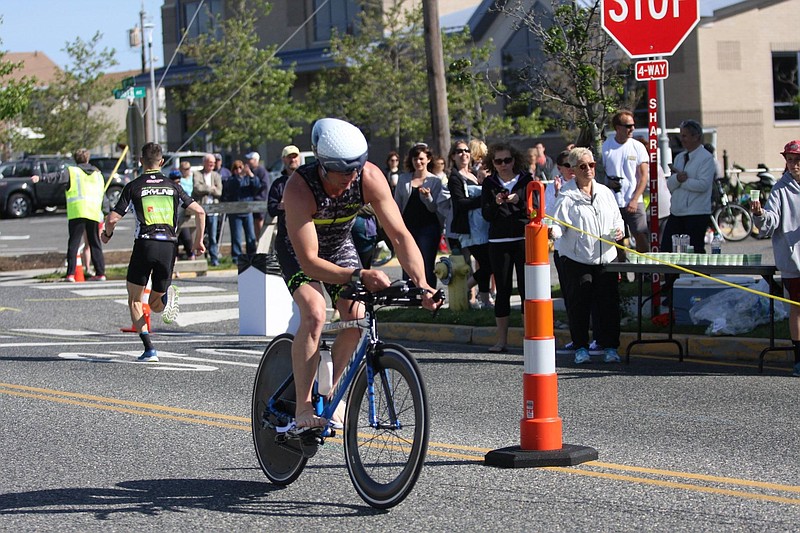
left=350, top=268, right=362, bottom=284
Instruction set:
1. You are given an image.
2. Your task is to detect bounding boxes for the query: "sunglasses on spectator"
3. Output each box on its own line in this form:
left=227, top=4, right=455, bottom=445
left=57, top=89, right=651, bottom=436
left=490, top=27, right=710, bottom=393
left=455, top=148, right=471, bottom=155
left=577, top=162, right=596, bottom=170
left=493, top=157, right=514, bottom=165
left=618, top=123, right=635, bottom=129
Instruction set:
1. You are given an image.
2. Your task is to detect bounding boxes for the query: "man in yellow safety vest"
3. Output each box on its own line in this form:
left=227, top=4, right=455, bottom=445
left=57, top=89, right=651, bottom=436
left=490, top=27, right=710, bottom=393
left=32, top=148, right=107, bottom=281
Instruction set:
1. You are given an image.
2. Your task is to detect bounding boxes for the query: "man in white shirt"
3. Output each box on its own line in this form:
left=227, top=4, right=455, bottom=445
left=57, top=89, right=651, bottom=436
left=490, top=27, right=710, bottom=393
left=661, top=119, right=716, bottom=253
left=602, top=110, right=650, bottom=259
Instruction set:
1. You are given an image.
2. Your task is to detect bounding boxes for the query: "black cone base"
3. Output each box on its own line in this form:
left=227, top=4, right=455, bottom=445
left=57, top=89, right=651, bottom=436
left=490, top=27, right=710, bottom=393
left=484, top=443, right=598, bottom=468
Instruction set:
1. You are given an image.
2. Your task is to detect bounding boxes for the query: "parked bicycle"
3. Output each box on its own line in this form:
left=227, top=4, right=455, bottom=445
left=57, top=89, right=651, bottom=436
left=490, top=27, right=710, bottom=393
left=251, top=281, right=443, bottom=509
left=730, top=163, right=777, bottom=239
left=729, top=163, right=777, bottom=201
left=710, top=174, right=752, bottom=241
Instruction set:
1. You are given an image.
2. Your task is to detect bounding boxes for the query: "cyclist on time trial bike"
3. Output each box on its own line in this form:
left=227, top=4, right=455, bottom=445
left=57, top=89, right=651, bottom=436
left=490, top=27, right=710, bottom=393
left=276, top=118, right=442, bottom=431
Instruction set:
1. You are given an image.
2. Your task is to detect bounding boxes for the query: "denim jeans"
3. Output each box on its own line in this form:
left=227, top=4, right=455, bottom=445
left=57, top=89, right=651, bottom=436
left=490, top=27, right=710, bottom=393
left=228, top=213, right=257, bottom=262
left=206, top=213, right=220, bottom=265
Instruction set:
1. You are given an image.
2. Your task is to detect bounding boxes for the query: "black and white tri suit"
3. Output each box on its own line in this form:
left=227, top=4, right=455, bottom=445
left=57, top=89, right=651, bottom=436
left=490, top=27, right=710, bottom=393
left=275, top=162, right=363, bottom=301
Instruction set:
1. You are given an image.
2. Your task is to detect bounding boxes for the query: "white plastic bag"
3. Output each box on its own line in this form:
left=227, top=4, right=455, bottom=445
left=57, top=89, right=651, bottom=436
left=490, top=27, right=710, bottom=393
left=688, top=280, right=787, bottom=336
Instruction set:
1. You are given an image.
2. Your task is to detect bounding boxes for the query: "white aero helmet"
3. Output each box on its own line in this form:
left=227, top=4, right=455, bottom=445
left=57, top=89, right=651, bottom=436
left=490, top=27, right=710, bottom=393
left=311, top=118, right=368, bottom=173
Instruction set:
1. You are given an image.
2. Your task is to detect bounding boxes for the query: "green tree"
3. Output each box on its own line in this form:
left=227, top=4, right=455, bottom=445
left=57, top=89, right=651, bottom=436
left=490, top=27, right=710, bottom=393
left=174, top=0, right=303, bottom=153
left=495, top=0, right=638, bottom=157
left=0, top=52, right=35, bottom=120
left=25, top=32, right=120, bottom=153
left=0, top=22, right=39, bottom=158
left=308, top=1, right=429, bottom=150
left=308, top=1, right=523, bottom=151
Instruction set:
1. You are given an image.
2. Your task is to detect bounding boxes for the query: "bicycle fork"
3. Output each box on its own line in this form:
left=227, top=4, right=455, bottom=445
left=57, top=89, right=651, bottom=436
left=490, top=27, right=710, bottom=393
left=366, top=351, right=402, bottom=430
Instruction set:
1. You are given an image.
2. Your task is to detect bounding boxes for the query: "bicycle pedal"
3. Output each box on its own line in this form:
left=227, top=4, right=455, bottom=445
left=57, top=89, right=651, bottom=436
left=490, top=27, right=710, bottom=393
left=299, top=434, right=321, bottom=458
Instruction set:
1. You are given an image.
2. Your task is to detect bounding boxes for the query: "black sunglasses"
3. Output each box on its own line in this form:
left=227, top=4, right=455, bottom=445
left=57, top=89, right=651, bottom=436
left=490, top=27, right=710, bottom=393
left=618, top=123, right=635, bottom=129
left=577, top=162, right=596, bottom=170
left=493, top=157, right=514, bottom=165
left=455, top=148, right=471, bottom=155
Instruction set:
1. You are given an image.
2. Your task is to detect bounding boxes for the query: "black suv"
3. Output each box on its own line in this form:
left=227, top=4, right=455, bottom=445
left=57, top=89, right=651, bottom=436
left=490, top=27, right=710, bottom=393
left=90, top=155, right=135, bottom=208
left=0, top=156, right=71, bottom=218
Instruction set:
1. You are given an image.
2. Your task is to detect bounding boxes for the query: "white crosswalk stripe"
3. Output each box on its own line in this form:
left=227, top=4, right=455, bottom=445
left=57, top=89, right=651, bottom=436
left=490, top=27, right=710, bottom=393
left=31, top=280, right=241, bottom=327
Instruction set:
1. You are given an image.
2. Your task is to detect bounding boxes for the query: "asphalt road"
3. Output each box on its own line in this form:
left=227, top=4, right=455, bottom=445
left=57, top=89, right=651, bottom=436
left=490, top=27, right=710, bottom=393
left=0, top=273, right=798, bottom=530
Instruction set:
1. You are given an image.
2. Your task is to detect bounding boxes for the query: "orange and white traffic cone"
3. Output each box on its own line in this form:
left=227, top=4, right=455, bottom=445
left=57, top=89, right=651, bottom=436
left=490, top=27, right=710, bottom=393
left=74, top=249, right=85, bottom=282
left=485, top=181, right=597, bottom=468
left=121, top=281, right=152, bottom=332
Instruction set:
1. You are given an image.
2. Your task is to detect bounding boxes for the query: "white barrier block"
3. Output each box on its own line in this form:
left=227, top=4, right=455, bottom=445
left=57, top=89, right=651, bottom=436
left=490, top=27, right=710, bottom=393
left=238, top=269, right=299, bottom=336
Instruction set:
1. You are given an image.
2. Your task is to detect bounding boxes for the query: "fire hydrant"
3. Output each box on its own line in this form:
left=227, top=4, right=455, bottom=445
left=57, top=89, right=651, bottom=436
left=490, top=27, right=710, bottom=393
left=434, top=255, right=471, bottom=311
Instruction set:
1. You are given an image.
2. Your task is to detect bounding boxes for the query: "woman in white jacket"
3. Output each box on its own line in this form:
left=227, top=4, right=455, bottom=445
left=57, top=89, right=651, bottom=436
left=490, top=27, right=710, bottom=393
left=551, top=147, right=625, bottom=365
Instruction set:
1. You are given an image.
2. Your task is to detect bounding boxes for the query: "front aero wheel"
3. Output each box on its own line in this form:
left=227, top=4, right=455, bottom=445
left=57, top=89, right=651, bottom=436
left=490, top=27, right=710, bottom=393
left=344, top=344, right=429, bottom=509
left=714, top=204, right=752, bottom=242
left=251, top=333, right=307, bottom=485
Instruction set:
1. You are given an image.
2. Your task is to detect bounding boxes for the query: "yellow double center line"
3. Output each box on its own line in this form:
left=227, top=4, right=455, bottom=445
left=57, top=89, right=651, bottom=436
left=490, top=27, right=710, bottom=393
left=2, top=382, right=798, bottom=506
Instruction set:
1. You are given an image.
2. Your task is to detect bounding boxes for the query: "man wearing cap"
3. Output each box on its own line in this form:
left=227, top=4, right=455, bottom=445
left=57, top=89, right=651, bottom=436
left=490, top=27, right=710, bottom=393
left=244, top=151, right=270, bottom=237
left=661, top=119, right=716, bottom=253
left=215, top=153, right=233, bottom=200
left=752, top=140, right=800, bottom=377
left=267, top=145, right=301, bottom=240
left=213, top=153, right=232, bottom=181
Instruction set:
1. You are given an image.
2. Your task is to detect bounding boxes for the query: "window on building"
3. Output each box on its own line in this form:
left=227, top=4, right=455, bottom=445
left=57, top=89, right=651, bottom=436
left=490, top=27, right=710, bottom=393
left=773, top=52, right=800, bottom=122
left=183, top=0, right=224, bottom=40
left=313, top=0, right=361, bottom=42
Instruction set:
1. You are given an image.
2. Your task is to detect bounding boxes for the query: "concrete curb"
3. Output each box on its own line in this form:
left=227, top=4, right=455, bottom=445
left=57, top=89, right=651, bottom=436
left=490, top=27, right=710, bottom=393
left=378, top=323, right=795, bottom=366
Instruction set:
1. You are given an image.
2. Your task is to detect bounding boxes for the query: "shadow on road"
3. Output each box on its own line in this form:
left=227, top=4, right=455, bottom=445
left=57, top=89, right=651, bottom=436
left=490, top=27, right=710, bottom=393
left=0, top=478, right=384, bottom=519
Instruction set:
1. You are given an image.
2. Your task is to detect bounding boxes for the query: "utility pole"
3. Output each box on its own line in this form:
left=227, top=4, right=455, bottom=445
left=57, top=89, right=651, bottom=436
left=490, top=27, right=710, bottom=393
left=421, top=0, right=450, bottom=157
left=145, top=22, right=158, bottom=144
left=140, top=3, right=146, bottom=74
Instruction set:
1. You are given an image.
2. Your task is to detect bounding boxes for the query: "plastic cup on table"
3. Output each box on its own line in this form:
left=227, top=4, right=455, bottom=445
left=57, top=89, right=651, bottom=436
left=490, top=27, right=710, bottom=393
left=696, top=254, right=708, bottom=265
left=750, top=254, right=762, bottom=265
left=681, top=234, right=691, bottom=253
left=707, top=254, right=718, bottom=266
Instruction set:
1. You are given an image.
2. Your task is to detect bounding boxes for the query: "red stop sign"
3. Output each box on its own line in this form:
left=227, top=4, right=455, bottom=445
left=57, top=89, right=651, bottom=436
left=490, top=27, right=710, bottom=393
left=601, top=0, right=699, bottom=58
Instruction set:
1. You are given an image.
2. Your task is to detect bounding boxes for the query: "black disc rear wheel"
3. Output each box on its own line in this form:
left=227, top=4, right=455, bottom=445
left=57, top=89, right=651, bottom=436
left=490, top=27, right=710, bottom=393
left=251, top=333, right=307, bottom=485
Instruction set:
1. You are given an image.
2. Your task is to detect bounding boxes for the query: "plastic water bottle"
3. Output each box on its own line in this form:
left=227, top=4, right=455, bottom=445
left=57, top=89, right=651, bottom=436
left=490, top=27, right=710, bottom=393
left=711, top=233, right=722, bottom=255
left=317, top=345, right=333, bottom=396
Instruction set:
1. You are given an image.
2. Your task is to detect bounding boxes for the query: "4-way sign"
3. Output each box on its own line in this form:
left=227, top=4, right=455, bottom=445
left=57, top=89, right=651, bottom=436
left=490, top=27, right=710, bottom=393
left=635, top=59, right=669, bottom=81
left=601, top=0, right=700, bottom=58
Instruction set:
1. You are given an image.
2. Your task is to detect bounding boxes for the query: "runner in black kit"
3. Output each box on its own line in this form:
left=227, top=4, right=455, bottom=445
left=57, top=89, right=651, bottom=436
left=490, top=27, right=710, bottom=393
left=279, top=118, right=441, bottom=431
left=101, top=142, right=206, bottom=362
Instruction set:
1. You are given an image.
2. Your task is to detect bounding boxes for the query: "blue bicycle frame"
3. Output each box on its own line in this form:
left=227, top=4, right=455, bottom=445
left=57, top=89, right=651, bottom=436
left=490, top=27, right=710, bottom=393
left=265, top=310, right=396, bottom=434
